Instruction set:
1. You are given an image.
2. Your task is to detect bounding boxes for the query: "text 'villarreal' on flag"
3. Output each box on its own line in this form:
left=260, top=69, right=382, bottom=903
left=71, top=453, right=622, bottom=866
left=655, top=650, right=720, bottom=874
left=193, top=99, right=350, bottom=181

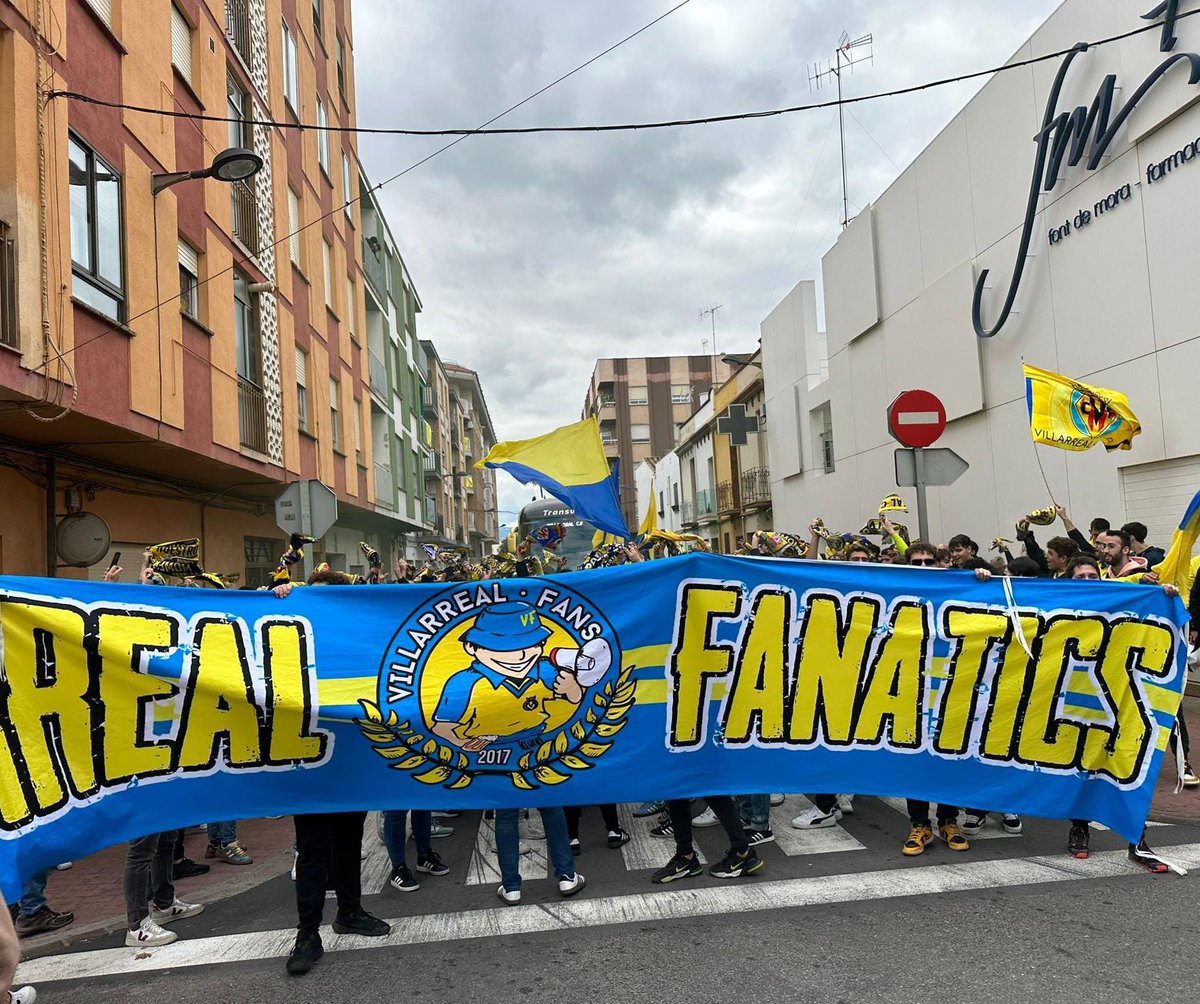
left=1023, top=363, right=1141, bottom=452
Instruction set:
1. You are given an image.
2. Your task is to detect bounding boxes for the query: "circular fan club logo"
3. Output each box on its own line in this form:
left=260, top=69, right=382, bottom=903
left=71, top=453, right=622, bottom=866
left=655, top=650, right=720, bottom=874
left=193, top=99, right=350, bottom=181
left=1070, top=389, right=1123, bottom=440
left=357, top=581, right=630, bottom=790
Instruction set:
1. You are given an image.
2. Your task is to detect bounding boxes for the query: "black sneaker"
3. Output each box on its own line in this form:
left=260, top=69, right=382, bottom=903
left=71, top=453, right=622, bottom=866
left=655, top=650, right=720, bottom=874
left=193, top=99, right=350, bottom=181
left=416, top=851, right=449, bottom=877
left=389, top=864, right=419, bottom=892
left=570, top=838, right=582, bottom=856
left=709, top=848, right=764, bottom=879
left=649, top=812, right=674, bottom=838
left=286, top=932, right=323, bottom=975
left=333, top=909, right=391, bottom=937
left=745, top=828, right=774, bottom=846
left=173, top=857, right=211, bottom=880
left=651, top=853, right=703, bottom=884
left=1067, top=824, right=1090, bottom=859
left=15, top=905, right=74, bottom=938
left=607, top=828, right=631, bottom=849
left=1129, top=839, right=1170, bottom=873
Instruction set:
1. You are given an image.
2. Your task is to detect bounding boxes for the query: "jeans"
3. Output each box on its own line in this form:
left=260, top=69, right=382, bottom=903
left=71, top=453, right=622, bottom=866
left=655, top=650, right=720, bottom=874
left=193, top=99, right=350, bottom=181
left=18, top=870, right=48, bottom=919
left=564, top=805, right=619, bottom=840
left=125, top=831, right=177, bottom=929
left=738, top=795, right=771, bottom=831
left=666, top=797, right=748, bottom=859
left=495, top=807, right=575, bottom=892
left=381, top=810, right=432, bottom=868
left=907, top=800, right=959, bottom=826
left=207, top=821, right=237, bottom=846
left=293, top=811, right=366, bottom=936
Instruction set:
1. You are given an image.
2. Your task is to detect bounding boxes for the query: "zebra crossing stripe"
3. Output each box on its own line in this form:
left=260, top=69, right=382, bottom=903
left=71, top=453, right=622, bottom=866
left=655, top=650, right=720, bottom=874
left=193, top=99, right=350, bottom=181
left=770, top=797, right=866, bottom=856
left=21, top=842, right=1200, bottom=986
left=617, top=805, right=707, bottom=870
left=465, top=814, right=552, bottom=886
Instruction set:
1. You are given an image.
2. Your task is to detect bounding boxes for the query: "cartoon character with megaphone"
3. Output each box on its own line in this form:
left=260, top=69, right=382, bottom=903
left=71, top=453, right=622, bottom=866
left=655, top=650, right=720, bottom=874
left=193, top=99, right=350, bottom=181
left=430, top=602, right=613, bottom=753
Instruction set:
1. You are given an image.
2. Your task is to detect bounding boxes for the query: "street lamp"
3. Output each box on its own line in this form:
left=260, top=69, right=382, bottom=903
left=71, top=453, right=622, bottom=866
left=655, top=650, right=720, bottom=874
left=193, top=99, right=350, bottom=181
left=151, top=147, right=263, bottom=196
left=721, top=353, right=762, bottom=369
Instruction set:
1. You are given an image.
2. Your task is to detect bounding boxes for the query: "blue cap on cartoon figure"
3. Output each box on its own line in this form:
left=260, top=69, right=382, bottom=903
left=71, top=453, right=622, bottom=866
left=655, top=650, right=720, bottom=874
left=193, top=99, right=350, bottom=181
left=462, top=602, right=552, bottom=651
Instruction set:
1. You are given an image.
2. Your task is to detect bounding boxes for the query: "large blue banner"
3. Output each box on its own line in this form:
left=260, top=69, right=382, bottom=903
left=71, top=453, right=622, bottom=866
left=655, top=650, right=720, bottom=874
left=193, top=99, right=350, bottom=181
left=0, top=556, right=1188, bottom=896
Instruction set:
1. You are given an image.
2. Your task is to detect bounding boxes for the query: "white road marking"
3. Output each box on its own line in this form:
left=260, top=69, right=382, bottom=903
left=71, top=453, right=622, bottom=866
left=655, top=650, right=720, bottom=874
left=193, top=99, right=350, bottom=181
left=880, top=797, right=1019, bottom=840
left=465, top=814, right=551, bottom=886
left=618, top=804, right=707, bottom=870
left=770, top=797, right=866, bottom=856
left=22, top=843, right=1200, bottom=985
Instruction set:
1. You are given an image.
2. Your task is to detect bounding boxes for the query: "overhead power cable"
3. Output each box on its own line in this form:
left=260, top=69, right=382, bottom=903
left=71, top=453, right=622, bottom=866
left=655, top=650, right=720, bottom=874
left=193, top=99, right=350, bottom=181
left=44, top=0, right=694, bottom=371
left=48, top=8, right=1199, bottom=137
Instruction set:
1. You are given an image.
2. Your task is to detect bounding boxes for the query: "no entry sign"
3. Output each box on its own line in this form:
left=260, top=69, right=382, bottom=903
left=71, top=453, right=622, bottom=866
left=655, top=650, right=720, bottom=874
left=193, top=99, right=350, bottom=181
left=887, top=390, right=947, bottom=449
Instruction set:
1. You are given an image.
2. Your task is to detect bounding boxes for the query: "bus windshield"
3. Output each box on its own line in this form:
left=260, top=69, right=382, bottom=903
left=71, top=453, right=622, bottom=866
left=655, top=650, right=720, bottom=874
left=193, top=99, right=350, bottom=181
left=517, top=500, right=600, bottom=572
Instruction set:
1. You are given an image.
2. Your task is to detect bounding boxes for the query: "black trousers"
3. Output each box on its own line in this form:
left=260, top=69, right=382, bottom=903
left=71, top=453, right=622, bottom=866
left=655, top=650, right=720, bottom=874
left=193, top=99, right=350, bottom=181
left=906, top=800, right=959, bottom=826
left=666, top=796, right=747, bottom=858
left=564, top=804, right=619, bottom=840
left=293, top=811, right=366, bottom=936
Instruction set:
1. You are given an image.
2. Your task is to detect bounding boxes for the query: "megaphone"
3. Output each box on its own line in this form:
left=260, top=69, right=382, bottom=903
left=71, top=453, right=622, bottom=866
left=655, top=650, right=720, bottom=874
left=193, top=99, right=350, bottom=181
left=550, top=639, right=613, bottom=687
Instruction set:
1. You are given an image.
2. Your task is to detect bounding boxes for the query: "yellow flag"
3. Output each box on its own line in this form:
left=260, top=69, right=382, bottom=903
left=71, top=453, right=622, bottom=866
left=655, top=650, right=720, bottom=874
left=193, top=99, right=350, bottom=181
left=1023, top=364, right=1140, bottom=452
left=638, top=493, right=658, bottom=537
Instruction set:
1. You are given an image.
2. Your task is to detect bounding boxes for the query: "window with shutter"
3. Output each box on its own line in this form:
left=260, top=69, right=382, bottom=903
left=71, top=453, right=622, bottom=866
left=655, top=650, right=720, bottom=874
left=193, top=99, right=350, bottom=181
left=171, top=6, right=192, bottom=82
left=294, top=348, right=309, bottom=433
left=281, top=21, right=299, bottom=110
left=84, top=0, right=112, bottom=26
left=346, top=277, right=356, bottom=336
left=287, top=188, right=301, bottom=265
left=353, top=403, right=362, bottom=463
left=329, top=377, right=342, bottom=449
left=322, top=240, right=333, bottom=308
left=178, top=240, right=199, bottom=317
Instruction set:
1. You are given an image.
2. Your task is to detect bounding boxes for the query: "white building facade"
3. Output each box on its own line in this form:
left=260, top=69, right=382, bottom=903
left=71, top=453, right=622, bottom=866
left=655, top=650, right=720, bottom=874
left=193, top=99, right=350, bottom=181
left=765, top=0, right=1200, bottom=547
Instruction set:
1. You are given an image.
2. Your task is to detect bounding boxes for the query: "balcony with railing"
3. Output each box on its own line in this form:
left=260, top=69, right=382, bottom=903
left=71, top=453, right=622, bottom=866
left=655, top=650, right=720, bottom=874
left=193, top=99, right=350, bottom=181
left=695, top=488, right=716, bottom=522
left=368, top=349, right=388, bottom=399
left=231, top=179, right=259, bottom=253
left=362, top=235, right=386, bottom=298
left=680, top=501, right=697, bottom=528
left=374, top=463, right=395, bottom=509
left=422, top=385, right=438, bottom=418
left=740, top=467, right=772, bottom=509
left=224, top=0, right=253, bottom=68
left=424, top=452, right=444, bottom=480
left=717, top=480, right=738, bottom=514
left=237, top=377, right=268, bottom=454
left=455, top=525, right=465, bottom=544
left=0, top=220, right=15, bottom=349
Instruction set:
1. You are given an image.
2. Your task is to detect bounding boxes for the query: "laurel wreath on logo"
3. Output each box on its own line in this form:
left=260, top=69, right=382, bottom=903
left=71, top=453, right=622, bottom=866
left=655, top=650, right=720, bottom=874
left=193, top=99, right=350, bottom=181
left=355, top=661, right=636, bottom=790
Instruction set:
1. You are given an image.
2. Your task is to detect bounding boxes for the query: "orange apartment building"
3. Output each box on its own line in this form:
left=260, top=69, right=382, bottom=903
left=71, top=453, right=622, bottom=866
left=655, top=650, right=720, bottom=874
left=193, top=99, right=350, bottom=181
left=0, top=0, right=434, bottom=581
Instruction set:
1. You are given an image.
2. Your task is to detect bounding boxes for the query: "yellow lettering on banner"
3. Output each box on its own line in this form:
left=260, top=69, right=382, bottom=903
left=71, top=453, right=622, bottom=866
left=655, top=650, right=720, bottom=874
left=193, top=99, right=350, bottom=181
left=722, top=590, right=790, bottom=743
left=0, top=722, right=31, bottom=827
left=262, top=621, right=327, bottom=763
left=853, top=603, right=928, bottom=748
left=787, top=596, right=879, bottom=745
left=979, top=616, right=1042, bottom=760
left=935, top=610, right=1010, bottom=756
left=96, top=611, right=179, bottom=784
left=668, top=584, right=742, bottom=747
left=1017, top=617, right=1105, bottom=769
left=0, top=600, right=96, bottom=817
left=1082, top=620, right=1172, bottom=782
left=177, top=618, right=263, bottom=770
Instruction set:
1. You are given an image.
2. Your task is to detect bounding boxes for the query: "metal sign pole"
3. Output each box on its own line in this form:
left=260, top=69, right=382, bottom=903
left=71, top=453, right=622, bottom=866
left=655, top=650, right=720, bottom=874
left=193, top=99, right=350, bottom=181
left=913, top=446, right=931, bottom=543
left=299, top=485, right=314, bottom=582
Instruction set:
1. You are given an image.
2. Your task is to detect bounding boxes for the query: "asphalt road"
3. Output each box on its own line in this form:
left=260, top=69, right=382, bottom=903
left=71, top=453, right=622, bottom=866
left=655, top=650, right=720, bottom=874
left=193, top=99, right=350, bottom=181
left=17, top=799, right=1199, bottom=1002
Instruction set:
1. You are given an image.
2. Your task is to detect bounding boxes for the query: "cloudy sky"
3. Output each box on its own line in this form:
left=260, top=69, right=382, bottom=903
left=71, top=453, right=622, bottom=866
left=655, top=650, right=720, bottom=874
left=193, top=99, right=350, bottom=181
left=352, top=0, right=1060, bottom=521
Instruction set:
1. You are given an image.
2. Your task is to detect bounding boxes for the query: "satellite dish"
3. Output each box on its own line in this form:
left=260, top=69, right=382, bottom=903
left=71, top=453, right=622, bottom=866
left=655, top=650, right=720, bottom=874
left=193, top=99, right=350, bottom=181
left=56, top=512, right=112, bottom=567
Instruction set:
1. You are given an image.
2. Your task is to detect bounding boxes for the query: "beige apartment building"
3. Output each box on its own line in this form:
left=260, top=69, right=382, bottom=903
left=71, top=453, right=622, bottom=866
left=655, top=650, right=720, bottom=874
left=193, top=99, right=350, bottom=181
left=582, top=355, right=731, bottom=525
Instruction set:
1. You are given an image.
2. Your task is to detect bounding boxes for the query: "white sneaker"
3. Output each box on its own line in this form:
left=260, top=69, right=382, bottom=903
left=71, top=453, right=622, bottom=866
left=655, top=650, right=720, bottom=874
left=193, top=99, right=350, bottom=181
left=1001, top=813, right=1023, bottom=835
left=791, top=806, right=842, bottom=829
left=960, top=813, right=986, bottom=835
left=692, top=807, right=720, bottom=827
left=10, top=987, right=37, bottom=1004
left=496, top=885, right=521, bottom=905
left=769, top=794, right=785, bottom=806
left=558, top=873, right=586, bottom=897
left=429, top=822, right=454, bottom=839
left=126, top=916, right=178, bottom=947
left=835, top=794, right=855, bottom=815
left=149, top=898, right=204, bottom=925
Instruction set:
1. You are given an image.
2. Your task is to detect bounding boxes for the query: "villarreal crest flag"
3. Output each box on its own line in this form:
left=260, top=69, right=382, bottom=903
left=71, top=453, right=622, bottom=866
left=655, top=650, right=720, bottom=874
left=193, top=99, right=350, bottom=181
left=1023, top=364, right=1141, bottom=453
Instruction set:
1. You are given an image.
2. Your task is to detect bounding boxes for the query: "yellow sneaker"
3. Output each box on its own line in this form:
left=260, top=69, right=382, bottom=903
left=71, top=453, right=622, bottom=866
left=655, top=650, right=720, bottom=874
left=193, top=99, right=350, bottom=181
left=902, top=824, right=933, bottom=856
left=939, top=822, right=970, bottom=851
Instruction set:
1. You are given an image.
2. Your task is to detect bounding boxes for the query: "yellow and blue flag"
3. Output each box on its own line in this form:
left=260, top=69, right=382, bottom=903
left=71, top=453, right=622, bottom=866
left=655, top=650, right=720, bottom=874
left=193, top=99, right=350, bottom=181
left=479, top=418, right=629, bottom=538
left=1023, top=363, right=1141, bottom=452
left=1152, top=488, right=1200, bottom=593
left=637, top=492, right=658, bottom=538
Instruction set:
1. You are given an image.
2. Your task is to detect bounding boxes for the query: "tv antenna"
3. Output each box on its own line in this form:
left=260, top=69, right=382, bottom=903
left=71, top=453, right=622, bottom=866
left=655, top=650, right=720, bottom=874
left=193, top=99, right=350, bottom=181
left=810, top=31, right=874, bottom=229
left=699, top=303, right=723, bottom=358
